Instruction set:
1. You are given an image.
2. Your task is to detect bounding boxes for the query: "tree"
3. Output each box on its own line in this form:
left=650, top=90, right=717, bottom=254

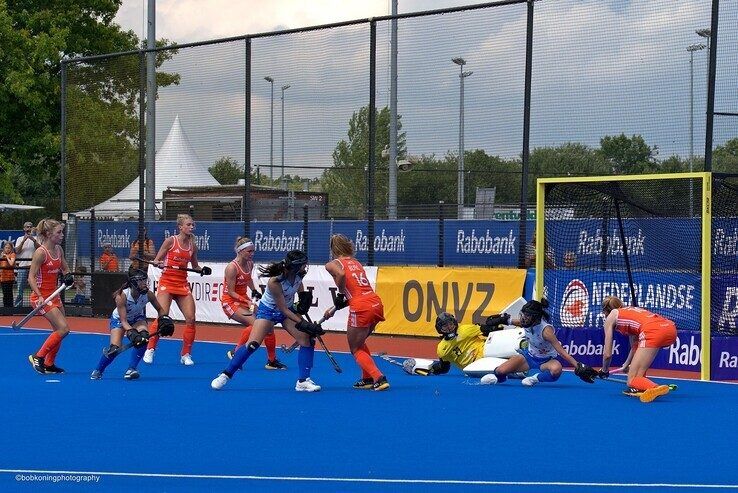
left=209, top=156, right=244, bottom=185
left=713, top=138, right=738, bottom=173
left=321, top=106, right=406, bottom=217
left=0, top=1, right=178, bottom=214
left=597, top=134, right=654, bottom=174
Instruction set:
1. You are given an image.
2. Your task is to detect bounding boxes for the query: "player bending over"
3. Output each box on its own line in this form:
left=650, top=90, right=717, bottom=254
left=223, top=236, right=286, bottom=370
left=478, top=299, right=598, bottom=386
left=211, top=250, right=325, bottom=392
left=600, top=296, right=676, bottom=403
left=91, top=269, right=174, bottom=380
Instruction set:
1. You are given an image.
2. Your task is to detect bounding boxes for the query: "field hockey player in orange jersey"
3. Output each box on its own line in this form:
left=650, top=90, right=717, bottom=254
left=27, top=219, right=75, bottom=374
left=223, top=236, right=286, bottom=370
left=600, top=296, right=677, bottom=403
left=143, top=214, right=206, bottom=366
left=322, top=234, right=388, bottom=391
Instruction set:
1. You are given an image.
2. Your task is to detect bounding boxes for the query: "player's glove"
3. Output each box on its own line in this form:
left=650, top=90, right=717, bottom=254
left=63, top=273, right=75, bottom=287
left=598, top=369, right=610, bottom=379
left=126, top=329, right=149, bottom=348
left=251, top=289, right=262, bottom=301
left=199, top=266, right=212, bottom=276
left=296, top=319, right=325, bottom=337
left=157, top=315, right=175, bottom=337
left=334, top=293, right=348, bottom=310
left=574, top=362, right=598, bottom=384
left=480, top=313, right=510, bottom=335
left=295, top=291, right=313, bottom=315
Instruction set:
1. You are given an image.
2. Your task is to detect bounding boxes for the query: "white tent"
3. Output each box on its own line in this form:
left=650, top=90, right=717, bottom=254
left=77, top=115, right=219, bottom=218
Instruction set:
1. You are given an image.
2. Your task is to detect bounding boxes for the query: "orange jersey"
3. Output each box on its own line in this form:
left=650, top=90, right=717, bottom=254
left=336, top=258, right=377, bottom=305
left=33, top=246, right=62, bottom=297
left=160, top=236, right=193, bottom=287
left=221, top=260, right=253, bottom=305
left=615, top=307, right=668, bottom=336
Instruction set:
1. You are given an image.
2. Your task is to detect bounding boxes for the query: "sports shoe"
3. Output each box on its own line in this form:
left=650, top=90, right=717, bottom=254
left=480, top=373, right=498, bottom=385
left=522, top=374, right=539, bottom=387
left=124, top=368, right=140, bottom=380
left=180, top=354, right=195, bottom=366
left=622, top=387, right=644, bottom=397
left=372, top=376, right=390, bottom=391
left=44, top=364, right=65, bottom=374
left=265, top=359, right=287, bottom=370
left=90, top=370, right=102, bottom=380
left=211, top=373, right=230, bottom=390
left=353, top=378, right=374, bottom=390
left=143, top=348, right=155, bottom=364
left=510, top=371, right=528, bottom=379
left=226, top=349, right=235, bottom=360
left=639, top=384, right=670, bottom=403
left=295, top=377, right=321, bottom=392
left=29, top=354, right=45, bottom=374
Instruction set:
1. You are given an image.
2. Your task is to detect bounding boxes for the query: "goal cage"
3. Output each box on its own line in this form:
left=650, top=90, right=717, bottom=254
left=536, top=172, right=738, bottom=380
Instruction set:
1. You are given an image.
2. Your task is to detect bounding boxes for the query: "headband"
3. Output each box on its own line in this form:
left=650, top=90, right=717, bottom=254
left=235, top=241, right=254, bottom=253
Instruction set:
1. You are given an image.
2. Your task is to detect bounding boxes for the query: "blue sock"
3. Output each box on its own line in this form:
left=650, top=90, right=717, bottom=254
left=129, top=346, right=146, bottom=369
left=224, top=342, right=258, bottom=376
left=297, top=345, right=315, bottom=381
left=537, top=370, right=558, bottom=382
left=494, top=369, right=507, bottom=384
left=96, top=352, right=117, bottom=373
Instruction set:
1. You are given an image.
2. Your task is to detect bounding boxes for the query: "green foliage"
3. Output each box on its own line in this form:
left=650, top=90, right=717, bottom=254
left=0, top=0, right=179, bottom=214
left=597, top=134, right=654, bottom=174
left=209, top=156, right=244, bottom=185
left=713, top=138, right=738, bottom=173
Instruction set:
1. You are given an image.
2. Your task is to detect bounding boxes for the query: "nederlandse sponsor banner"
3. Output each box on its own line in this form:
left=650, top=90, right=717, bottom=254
left=374, top=267, right=527, bottom=336
left=711, top=336, right=738, bottom=380
left=144, top=263, right=376, bottom=333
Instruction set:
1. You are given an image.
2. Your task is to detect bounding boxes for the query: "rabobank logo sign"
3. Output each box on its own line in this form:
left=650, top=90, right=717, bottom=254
left=560, top=279, right=589, bottom=328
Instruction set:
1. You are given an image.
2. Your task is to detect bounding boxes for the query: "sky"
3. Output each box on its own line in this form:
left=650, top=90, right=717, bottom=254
left=105, top=1, right=736, bottom=181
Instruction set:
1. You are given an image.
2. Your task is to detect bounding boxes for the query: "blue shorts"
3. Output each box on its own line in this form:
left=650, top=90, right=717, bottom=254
left=517, top=347, right=556, bottom=370
left=109, top=315, right=147, bottom=330
left=255, top=303, right=288, bottom=324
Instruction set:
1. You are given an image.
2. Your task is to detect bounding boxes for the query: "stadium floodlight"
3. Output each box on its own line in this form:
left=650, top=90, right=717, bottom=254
left=264, top=76, right=274, bottom=180
left=280, top=84, right=291, bottom=190
left=452, top=57, right=472, bottom=219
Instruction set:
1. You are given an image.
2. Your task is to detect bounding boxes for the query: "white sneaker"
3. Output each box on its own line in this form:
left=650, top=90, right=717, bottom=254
left=143, top=349, right=155, bottom=364
left=295, top=377, right=321, bottom=392
left=211, top=373, right=230, bottom=390
left=180, top=354, right=195, bottom=366
left=522, top=374, right=539, bottom=387
left=480, top=373, right=498, bottom=385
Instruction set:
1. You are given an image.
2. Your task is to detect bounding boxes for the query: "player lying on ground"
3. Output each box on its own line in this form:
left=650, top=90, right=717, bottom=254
left=91, top=269, right=174, bottom=380
left=600, top=296, right=676, bottom=403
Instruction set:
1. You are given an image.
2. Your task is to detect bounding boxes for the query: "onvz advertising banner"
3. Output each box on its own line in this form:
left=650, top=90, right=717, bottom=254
left=374, top=267, right=527, bottom=336
left=546, top=270, right=701, bottom=332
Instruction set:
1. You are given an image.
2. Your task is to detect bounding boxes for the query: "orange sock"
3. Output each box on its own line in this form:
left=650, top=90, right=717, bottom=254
left=264, top=332, right=276, bottom=361
left=353, top=344, right=382, bottom=381
left=629, top=375, right=658, bottom=391
left=37, top=332, right=63, bottom=359
left=181, top=324, right=196, bottom=356
left=235, top=325, right=252, bottom=350
left=147, top=319, right=160, bottom=350
left=44, top=336, right=64, bottom=365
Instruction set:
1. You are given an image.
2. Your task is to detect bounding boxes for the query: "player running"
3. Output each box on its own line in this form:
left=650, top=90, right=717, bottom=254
left=322, top=234, right=388, bottom=391
left=90, top=269, right=174, bottom=380
left=211, top=250, right=324, bottom=392
left=143, top=214, right=206, bottom=366
left=223, top=236, right=286, bottom=370
left=599, top=296, right=676, bottom=403
left=27, top=219, right=75, bottom=374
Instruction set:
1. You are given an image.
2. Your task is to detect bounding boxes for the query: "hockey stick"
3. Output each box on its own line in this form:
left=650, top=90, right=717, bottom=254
left=135, top=257, right=211, bottom=276
left=378, top=352, right=404, bottom=368
left=12, top=284, right=68, bottom=331
left=108, top=329, right=162, bottom=357
left=305, top=312, right=342, bottom=373
left=281, top=307, right=336, bottom=353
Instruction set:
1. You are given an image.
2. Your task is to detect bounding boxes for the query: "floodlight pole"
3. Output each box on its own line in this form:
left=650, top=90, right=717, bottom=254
left=265, top=76, right=274, bottom=181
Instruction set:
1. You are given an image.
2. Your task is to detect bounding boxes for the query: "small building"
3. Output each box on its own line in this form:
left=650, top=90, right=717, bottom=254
left=162, top=184, right=328, bottom=221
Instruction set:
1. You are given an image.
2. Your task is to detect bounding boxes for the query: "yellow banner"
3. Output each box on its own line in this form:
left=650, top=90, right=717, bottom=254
left=375, top=267, right=527, bottom=336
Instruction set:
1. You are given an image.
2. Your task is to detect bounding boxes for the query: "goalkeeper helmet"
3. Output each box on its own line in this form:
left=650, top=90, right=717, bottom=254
left=128, top=269, right=149, bottom=294
left=435, top=312, right=458, bottom=338
left=283, top=250, right=308, bottom=274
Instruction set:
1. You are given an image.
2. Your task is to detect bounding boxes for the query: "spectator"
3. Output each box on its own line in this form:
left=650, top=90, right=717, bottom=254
left=129, top=227, right=156, bottom=272
left=99, top=243, right=119, bottom=272
left=0, top=241, right=16, bottom=307
left=14, top=221, right=40, bottom=306
left=524, top=232, right=555, bottom=269
left=71, top=265, right=89, bottom=304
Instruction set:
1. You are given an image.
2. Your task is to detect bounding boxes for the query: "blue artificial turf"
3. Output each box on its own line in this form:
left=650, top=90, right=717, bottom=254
left=0, top=326, right=736, bottom=492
